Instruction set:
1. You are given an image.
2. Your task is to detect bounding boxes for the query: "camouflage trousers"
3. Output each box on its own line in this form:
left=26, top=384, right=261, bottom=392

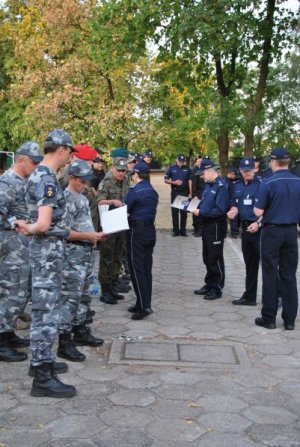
left=99, top=231, right=125, bottom=284
left=29, top=236, right=65, bottom=366
left=58, top=242, right=94, bottom=333
left=0, top=230, right=30, bottom=333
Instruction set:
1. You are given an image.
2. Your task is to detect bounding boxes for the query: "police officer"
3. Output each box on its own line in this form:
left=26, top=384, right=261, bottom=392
left=125, top=162, right=159, bottom=320
left=0, top=142, right=43, bottom=362
left=143, top=149, right=153, bottom=165
left=192, top=159, right=229, bottom=300
left=15, top=129, right=77, bottom=398
left=254, top=147, right=300, bottom=330
left=227, top=157, right=261, bottom=306
left=90, top=156, right=106, bottom=191
left=58, top=160, right=106, bottom=363
left=164, top=154, right=192, bottom=237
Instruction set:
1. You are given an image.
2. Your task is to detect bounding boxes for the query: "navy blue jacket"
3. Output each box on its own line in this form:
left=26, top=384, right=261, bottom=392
left=231, top=176, right=261, bottom=222
left=199, top=176, right=229, bottom=221
left=125, top=180, right=158, bottom=221
left=255, top=169, right=300, bottom=224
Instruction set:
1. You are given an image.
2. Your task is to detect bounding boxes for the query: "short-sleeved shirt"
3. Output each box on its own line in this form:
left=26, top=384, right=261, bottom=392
left=64, top=189, right=95, bottom=234
left=0, top=170, right=29, bottom=230
left=199, top=176, right=229, bottom=221
left=26, top=165, right=70, bottom=238
left=165, top=164, right=191, bottom=193
left=125, top=180, right=159, bottom=222
left=255, top=169, right=300, bottom=224
left=232, top=176, right=261, bottom=222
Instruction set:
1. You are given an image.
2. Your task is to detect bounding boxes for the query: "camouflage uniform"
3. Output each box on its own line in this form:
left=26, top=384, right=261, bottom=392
left=98, top=171, right=130, bottom=284
left=0, top=171, right=30, bottom=333
left=59, top=188, right=95, bottom=333
left=27, top=165, right=70, bottom=366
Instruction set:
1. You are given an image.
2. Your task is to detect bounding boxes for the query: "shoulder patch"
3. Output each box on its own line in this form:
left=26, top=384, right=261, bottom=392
left=44, top=184, right=56, bottom=198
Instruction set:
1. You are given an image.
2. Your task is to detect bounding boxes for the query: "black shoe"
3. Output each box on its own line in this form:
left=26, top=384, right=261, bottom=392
left=204, top=290, right=222, bottom=300
left=86, top=308, right=95, bottom=318
left=172, top=231, right=179, bottom=237
left=255, top=317, right=276, bottom=329
left=30, top=363, right=76, bottom=398
left=194, top=230, right=202, bottom=237
left=284, top=323, right=295, bottom=331
left=100, top=292, right=118, bottom=305
left=28, top=361, right=68, bottom=377
left=110, top=285, right=125, bottom=300
left=73, top=324, right=104, bottom=347
left=194, top=286, right=209, bottom=295
left=0, top=333, right=28, bottom=362
left=131, top=309, right=153, bottom=320
left=113, top=281, right=132, bottom=293
left=231, top=233, right=239, bottom=239
left=7, top=331, right=30, bottom=348
left=57, top=333, right=86, bottom=362
left=128, top=305, right=140, bottom=313
left=180, top=231, right=188, bottom=237
left=232, top=297, right=256, bottom=306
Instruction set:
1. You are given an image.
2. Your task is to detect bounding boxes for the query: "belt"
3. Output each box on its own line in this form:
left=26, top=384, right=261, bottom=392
left=129, top=220, right=155, bottom=227
left=263, top=223, right=296, bottom=227
left=67, top=240, right=92, bottom=247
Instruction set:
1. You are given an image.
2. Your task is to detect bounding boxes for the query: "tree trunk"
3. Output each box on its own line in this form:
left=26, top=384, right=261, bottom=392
left=243, top=0, right=276, bottom=154
left=217, top=128, right=229, bottom=176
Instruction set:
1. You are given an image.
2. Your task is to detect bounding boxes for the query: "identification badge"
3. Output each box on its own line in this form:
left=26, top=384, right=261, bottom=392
left=243, top=199, right=252, bottom=205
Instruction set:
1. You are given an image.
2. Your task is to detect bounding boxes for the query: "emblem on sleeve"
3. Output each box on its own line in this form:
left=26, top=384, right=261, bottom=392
left=44, top=184, right=56, bottom=198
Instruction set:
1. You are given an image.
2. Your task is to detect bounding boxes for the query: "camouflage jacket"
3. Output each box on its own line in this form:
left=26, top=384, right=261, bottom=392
left=98, top=174, right=130, bottom=202
left=64, top=189, right=94, bottom=233
left=0, top=170, right=29, bottom=230
left=26, top=165, right=70, bottom=238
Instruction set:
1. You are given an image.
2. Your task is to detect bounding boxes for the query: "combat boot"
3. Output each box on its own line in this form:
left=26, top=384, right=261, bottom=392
left=30, top=363, right=76, bottom=398
left=100, top=283, right=118, bottom=304
left=7, top=331, right=30, bottom=348
left=113, top=279, right=131, bottom=293
left=73, top=324, right=104, bottom=347
left=110, top=283, right=125, bottom=300
left=0, top=332, right=27, bottom=362
left=28, top=360, right=68, bottom=377
left=57, top=332, right=85, bottom=362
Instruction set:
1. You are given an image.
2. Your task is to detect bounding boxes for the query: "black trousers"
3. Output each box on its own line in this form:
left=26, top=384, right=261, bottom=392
left=241, top=228, right=260, bottom=302
left=202, top=221, right=227, bottom=292
left=126, top=225, right=156, bottom=310
left=171, top=190, right=188, bottom=234
left=260, top=225, right=298, bottom=324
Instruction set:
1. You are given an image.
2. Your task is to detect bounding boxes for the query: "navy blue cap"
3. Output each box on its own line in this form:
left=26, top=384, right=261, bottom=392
left=270, top=147, right=290, bottom=160
left=130, top=162, right=150, bottom=175
left=144, top=150, right=153, bottom=158
left=239, top=157, right=255, bottom=171
left=176, top=154, right=186, bottom=161
left=196, top=159, right=216, bottom=175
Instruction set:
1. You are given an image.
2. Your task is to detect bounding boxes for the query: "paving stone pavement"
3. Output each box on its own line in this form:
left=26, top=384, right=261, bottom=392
left=1, top=174, right=300, bottom=447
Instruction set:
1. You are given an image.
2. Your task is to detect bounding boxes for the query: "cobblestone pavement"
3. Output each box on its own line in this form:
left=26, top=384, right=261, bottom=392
left=1, top=174, right=300, bottom=447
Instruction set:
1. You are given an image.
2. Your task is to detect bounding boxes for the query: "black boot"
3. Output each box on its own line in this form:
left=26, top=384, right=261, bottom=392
left=28, top=360, right=68, bottom=377
left=110, top=283, right=125, bottom=300
left=30, top=363, right=76, bottom=398
left=57, top=332, right=85, bottom=362
left=73, top=324, right=104, bottom=347
left=0, top=333, right=27, bottom=362
left=100, top=283, right=118, bottom=305
left=113, top=280, right=131, bottom=293
left=7, top=331, right=30, bottom=348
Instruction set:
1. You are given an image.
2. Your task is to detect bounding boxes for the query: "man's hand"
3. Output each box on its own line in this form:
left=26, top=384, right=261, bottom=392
left=173, top=180, right=183, bottom=186
left=227, top=207, right=238, bottom=220
left=14, top=220, right=32, bottom=236
left=247, top=222, right=260, bottom=233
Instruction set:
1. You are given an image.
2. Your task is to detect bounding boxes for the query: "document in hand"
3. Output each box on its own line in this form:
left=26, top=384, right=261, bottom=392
left=171, top=195, right=200, bottom=212
left=101, top=205, right=129, bottom=234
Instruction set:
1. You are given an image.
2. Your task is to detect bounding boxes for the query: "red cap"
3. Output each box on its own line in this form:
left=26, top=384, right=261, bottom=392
left=74, top=144, right=98, bottom=161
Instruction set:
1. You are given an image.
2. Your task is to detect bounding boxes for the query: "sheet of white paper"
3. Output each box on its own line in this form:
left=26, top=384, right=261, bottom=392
left=171, top=195, right=190, bottom=210
left=101, top=205, right=129, bottom=234
left=187, top=197, right=200, bottom=212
